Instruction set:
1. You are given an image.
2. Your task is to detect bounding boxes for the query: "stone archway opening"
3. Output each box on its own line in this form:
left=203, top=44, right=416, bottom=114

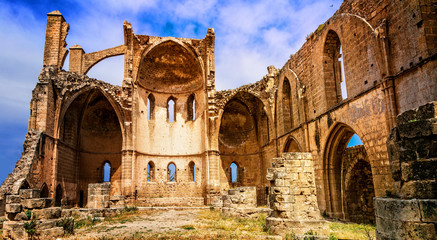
left=323, top=123, right=375, bottom=223
left=57, top=89, right=122, bottom=207
left=219, top=92, right=269, bottom=205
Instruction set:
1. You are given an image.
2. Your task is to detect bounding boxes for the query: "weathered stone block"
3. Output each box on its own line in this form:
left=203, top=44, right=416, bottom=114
left=3, top=221, right=26, bottom=239
left=22, top=198, right=52, bottom=209
left=38, top=226, right=64, bottom=239
left=32, top=207, right=62, bottom=219
left=14, top=212, right=28, bottom=221
left=19, top=189, right=41, bottom=199
left=5, top=195, right=20, bottom=204
left=5, top=203, right=22, bottom=213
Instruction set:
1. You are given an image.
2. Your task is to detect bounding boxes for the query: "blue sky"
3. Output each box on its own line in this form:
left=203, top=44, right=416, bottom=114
left=0, top=0, right=343, bottom=184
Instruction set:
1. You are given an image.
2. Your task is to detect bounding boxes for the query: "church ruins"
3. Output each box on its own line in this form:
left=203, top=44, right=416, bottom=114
left=1, top=0, right=436, bottom=239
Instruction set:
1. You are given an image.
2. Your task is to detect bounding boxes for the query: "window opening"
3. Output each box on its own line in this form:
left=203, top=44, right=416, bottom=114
left=168, top=98, right=175, bottom=122
left=168, top=163, right=176, bottom=182
left=189, top=162, right=196, bottom=182
left=103, top=162, right=111, bottom=182
left=147, top=162, right=155, bottom=182
left=230, top=162, right=238, bottom=183
left=147, top=94, right=155, bottom=120
left=339, top=46, right=347, bottom=100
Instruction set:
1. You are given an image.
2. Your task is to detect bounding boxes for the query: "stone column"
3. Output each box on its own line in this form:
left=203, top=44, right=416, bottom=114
left=266, top=152, right=328, bottom=236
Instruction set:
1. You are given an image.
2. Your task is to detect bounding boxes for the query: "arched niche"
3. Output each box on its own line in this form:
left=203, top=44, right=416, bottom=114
left=137, top=41, right=203, bottom=93
left=57, top=89, right=123, bottom=206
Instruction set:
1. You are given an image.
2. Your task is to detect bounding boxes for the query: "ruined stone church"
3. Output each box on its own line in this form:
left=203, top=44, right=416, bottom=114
left=1, top=0, right=436, bottom=238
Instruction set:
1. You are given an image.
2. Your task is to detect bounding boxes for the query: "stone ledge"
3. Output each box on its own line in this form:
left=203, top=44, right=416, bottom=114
left=266, top=217, right=329, bottom=236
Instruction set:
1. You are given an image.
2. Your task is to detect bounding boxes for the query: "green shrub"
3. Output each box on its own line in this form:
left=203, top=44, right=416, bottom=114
left=57, top=217, right=75, bottom=235
left=23, top=220, right=37, bottom=239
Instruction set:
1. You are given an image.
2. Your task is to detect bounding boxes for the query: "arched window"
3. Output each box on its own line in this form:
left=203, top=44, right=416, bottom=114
left=147, top=161, right=155, bottom=182
left=168, top=163, right=176, bottom=182
left=147, top=94, right=155, bottom=120
left=282, top=78, right=293, bottom=131
left=230, top=162, right=238, bottom=183
left=103, top=162, right=111, bottom=182
left=189, top=161, right=196, bottom=182
left=187, top=94, right=195, bottom=121
left=167, top=97, right=176, bottom=122
left=323, top=30, right=347, bottom=107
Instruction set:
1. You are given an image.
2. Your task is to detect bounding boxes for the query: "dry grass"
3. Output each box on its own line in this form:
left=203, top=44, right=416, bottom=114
left=61, top=209, right=376, bottom=240
left=329, top=221, right=376, bottom=240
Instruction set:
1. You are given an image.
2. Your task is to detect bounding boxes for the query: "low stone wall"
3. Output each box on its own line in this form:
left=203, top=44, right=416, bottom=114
left=135, top=197, right=205, bottom=207
left=2, top=189, right=63, bottom=239
left=375, top=101, right=437, bottom=240
left=265, top=152, right=328, bottom=236
left=87, top=183, right=111, bottom=208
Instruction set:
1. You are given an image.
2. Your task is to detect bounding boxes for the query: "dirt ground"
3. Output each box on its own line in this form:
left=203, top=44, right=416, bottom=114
left=62, top=208, right=276, bottom=240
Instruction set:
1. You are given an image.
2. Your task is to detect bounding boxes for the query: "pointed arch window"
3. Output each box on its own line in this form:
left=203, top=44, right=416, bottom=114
left=187, top=94, right=196, bottom=121
left=147, top=94, right=155, bottom=120
left=167, top=97, right=176, bottom=122
left=323, top=30, right=347, bottom=107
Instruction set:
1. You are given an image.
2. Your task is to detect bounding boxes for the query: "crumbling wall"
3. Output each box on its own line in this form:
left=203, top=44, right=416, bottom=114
left=375, top=101, right=437, bottom=240
left=0, top=130, right=44, bottom=206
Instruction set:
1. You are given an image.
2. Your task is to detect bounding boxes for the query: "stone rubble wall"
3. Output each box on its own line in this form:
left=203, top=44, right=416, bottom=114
left=265, top=152, right=328, bottom=236
left=2, top=188, right=122, bottom=239
left=375, top=101, right=437, bottom=240
left=0, top=130, right=44, bottom=211
left=220, top=186, right=271, bottom=218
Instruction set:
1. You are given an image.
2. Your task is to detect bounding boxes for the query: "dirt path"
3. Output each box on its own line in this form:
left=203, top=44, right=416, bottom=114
left=64, top=209, right=204, bottom=239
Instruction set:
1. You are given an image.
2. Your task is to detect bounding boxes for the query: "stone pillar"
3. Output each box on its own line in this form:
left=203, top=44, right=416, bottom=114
left=69, top=45, right=85, bottom=74
left=266, top=152, right=328, bottom=236
left=87, top=183, right=110, bottom=209
left=375, top=101, right=437, bottom=240
left=43, top=10, right=69, bottom=68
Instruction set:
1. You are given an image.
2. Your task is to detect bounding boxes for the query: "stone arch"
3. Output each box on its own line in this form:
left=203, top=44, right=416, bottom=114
left=322, top=122, right=375, bottom=223
left=283, top=136, right=302, bottom=153
left=136, top=40, right=205, bottom=94
left=55, top=87, right=123, bottom=206
left=56, top=85, right=125, bottom=141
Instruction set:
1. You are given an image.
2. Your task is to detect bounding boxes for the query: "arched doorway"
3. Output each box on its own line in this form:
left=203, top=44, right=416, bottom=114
left=55, top=184, right=63, bottom=207
left=40, top=183, right=49, bottom=198
left=323, top=123, right=375, bottom=223
left=57, top=89, right=123, bottom=206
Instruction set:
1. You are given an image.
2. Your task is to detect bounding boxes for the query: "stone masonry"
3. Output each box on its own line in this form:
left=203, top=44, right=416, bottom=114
left=0, top=1, right=435, bottom=237
left=265, top=153, right=328, bottom=236
left=375, top=101, right=437, bottom=240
